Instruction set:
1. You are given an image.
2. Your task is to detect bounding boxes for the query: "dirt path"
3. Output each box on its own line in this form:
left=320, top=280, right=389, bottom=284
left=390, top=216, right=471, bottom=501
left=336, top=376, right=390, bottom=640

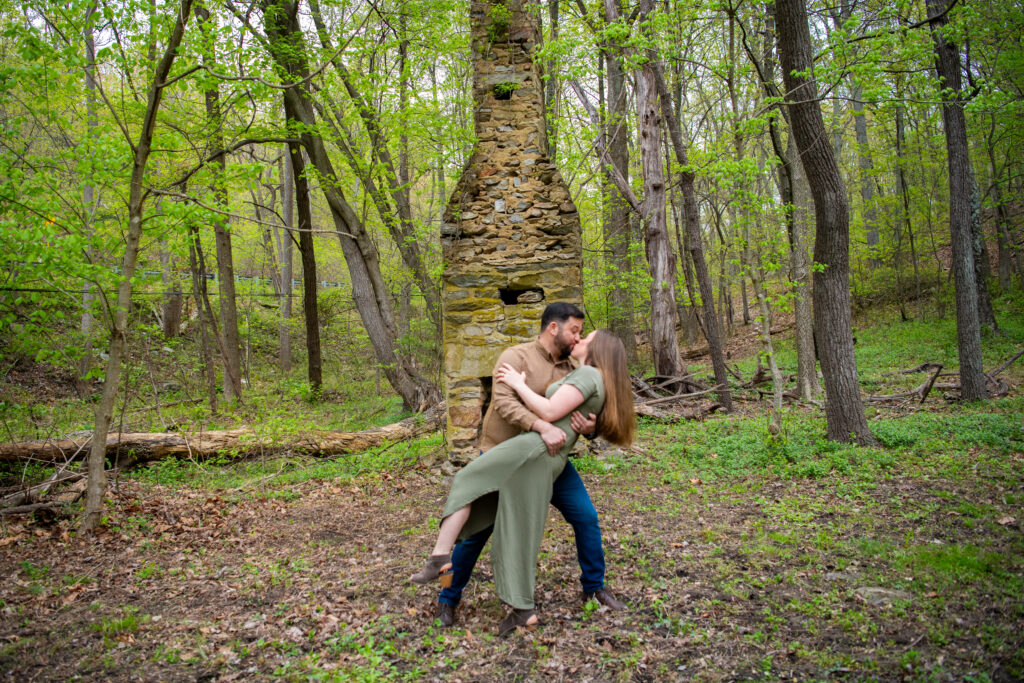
left=2, top=455, right=1022, bottom=681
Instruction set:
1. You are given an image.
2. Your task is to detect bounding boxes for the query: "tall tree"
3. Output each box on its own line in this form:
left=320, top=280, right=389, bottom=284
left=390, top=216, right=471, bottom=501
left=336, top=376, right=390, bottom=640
left=601, top=0, right=635, bottom=360
left=651, top=31, right=732, bottom=408
left=195, top=2, right=243, bottom=401
left=261, top=0, right=439, bottom=410
left=83, top=0, right=194, bottom=532
left=736, top=3, right=819, bottom=400
left=775, top=0, right=876, bottom=444
left=926, top=0, right=987, bottom=400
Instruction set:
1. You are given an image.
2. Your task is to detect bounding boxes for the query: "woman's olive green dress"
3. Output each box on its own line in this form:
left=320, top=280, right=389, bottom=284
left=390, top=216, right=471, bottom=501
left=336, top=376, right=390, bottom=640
left=442, top=365, right=605, bottom=609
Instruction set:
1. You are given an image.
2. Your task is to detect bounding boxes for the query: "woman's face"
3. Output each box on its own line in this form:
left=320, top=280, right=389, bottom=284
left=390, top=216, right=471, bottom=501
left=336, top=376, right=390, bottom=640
left=571, top=330, right=597, bottom=363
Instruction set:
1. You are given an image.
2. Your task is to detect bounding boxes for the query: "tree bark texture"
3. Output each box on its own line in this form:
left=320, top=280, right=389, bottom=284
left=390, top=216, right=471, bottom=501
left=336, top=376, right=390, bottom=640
left=776, top=0, right=875, bottom=443
left=926, top=0, right=987, bottom=400
left=82, top=0, right=194, bottom=532
left=637, top=60, right=684, bottom=378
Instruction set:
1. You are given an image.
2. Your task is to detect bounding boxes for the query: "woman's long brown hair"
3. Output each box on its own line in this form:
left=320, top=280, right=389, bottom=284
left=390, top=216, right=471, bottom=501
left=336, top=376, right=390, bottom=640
left=586, top=330, right=636, bottom=446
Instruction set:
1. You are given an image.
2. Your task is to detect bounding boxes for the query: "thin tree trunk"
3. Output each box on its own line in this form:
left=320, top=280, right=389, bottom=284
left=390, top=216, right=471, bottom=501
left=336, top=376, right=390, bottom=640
left=602, top=0, right=636, bottom=361
left=787, top=134, right=821, bottom=399
left=288, top=145, right=322, bottom=393
left=545, top=0, right=560, bottom=162
left=970, top=174, right=997, bottom=329
left=776, top=0, right=875, bottom=443
left=82, top=0, right=193, bottom=533
left=76, top=2, right=99, bottom=398
left=195, top=3, right=242, bottom=402
left=307, top=0, right=439, bottom=327
left=188, top=225, right=218, bottom=412
left=851, top=87, right=880, bottom=263
left=159, top=248, right=182, bottom=338
left=278, top=151, right=294, bottom=372
left=927, top=0, right=987, bottom=400
left=645, top=5, right=731, bottom=408
left=264, top=0, right=438, bottom=410
left=738, top=4, right=819, bottom=400
left=895, top=100, right=924, bottom=320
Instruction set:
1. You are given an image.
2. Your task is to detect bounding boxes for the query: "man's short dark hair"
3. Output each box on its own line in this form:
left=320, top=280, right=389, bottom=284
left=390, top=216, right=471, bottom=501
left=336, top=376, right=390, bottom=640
left=541, top=302, right=585, bottom=330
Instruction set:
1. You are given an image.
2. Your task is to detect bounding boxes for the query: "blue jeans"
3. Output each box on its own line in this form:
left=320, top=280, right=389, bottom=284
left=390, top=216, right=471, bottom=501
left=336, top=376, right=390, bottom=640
left=438, top=459, right=605, bottom=607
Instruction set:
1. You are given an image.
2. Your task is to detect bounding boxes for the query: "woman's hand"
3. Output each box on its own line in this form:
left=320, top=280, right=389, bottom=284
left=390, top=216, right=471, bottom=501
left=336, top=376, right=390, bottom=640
left=495, top=363, right=527, bottom=390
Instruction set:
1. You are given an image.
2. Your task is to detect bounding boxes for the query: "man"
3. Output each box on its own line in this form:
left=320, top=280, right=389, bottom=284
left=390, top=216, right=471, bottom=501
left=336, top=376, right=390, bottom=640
left=436, top=302, right=627, bottom=627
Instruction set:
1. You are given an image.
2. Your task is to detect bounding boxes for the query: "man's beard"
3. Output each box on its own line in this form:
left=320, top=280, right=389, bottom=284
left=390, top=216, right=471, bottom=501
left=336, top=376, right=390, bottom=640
left=554, top=330, right=573, bottom=359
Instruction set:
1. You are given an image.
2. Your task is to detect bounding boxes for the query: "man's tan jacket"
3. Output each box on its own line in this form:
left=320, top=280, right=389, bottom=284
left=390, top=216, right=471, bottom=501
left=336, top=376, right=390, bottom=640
left=478, top=340, right=573, bottom=452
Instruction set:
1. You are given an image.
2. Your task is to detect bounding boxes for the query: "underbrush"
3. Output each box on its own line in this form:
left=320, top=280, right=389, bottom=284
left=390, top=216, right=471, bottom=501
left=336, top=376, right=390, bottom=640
left=130, top=433, right=445, bottom=494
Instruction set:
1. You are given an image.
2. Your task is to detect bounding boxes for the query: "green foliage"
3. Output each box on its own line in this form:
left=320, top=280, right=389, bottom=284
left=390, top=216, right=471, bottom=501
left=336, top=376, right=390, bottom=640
left=486, top=2, right=511, bottom=42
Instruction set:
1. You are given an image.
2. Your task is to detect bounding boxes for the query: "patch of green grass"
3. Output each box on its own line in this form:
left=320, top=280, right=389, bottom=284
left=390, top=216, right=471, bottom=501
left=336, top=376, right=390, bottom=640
left=896, top=544, right=1017, bottom=588
left=132, top=432, right=443, bottom=492
left=135, top=562, right=163, bottom=580
left=20, top=561, right=49, bottom=580
left=92, top=606, right=146, bottom=649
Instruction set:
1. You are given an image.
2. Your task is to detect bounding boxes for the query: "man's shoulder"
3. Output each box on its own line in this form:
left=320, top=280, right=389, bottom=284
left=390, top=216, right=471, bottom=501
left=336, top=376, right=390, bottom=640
left=497, top=341, right=539, bottom=364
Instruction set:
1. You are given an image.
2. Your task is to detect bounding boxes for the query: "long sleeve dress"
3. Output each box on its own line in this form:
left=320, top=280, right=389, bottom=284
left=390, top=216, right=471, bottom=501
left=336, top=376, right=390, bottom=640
left=441, top=365, right=606, bottom=609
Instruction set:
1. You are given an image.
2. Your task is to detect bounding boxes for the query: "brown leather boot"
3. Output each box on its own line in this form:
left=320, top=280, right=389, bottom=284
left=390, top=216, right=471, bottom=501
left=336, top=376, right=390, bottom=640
left=583, top=588, right=627, bottom=611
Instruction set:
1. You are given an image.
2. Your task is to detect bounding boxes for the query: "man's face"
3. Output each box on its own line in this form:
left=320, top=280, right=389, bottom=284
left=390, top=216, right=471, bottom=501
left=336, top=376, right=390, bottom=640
left=552, top=317, right=584, bottom=359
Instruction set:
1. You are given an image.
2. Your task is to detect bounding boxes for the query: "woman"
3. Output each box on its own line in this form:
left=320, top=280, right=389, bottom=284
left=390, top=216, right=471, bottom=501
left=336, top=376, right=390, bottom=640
left=410, top=329, right=635, bottom=634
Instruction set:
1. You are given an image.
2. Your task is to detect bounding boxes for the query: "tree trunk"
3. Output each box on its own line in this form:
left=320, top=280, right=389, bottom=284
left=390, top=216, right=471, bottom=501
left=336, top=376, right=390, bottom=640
left=82, top=0, right=193, bottom=533
left=637, top=58, right=683, bottom=378
left=776, top=0, right=875, bottom=444
left=988, top=137, right=1022, bottom=289
left=851, top=87, right=880, bottom=263
left=278, top=150, right=294, bottom=372
left=263, top=0, right=438, bottom=410
left=895, top=100, right=924, bottom=321
left=195, top=3, right=242, bottom=402
left=970, top=175, right=997, bottom=329
left=288, top=145, right=322, bottom=393
left=188, top=224, right=218, bottom=412
left=159, top=248, right=182, bottom=339
left=645, top=2, right=731, bottom=408
left=545, top=0, right=561, bottom=162
left=602, top=0, right=636, bottom=361
left=927, top=0, right=987, bottom=400
left=738, top=4, right=818, bottom=400
left=787, top=134, right=821, bottom=399
left=76, top=2, right=99, bottom=398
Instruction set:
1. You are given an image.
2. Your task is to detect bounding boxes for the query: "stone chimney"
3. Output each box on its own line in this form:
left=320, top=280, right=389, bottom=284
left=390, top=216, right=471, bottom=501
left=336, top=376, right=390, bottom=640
left=441, top=0, right=583, bottom=462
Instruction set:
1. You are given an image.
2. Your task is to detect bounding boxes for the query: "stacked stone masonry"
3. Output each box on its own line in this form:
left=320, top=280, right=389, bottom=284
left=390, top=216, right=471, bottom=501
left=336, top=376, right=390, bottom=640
left=442, top=0, right=583, bottom=462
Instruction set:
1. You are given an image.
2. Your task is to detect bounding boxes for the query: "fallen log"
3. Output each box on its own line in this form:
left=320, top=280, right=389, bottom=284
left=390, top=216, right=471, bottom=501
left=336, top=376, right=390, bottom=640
left=0, top=406, right=445, bottom=466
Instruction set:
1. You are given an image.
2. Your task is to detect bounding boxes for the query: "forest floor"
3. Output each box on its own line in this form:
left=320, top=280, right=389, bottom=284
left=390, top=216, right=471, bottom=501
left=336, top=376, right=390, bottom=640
left=2, top=397, right=1023, bottom=682
left=2, top=306, right=1024, bottom=681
